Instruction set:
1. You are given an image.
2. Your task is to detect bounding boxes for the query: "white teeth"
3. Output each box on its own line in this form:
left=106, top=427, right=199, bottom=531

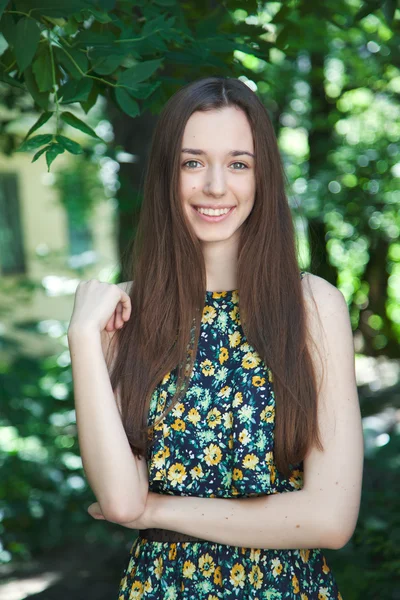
left=196, top=207, right=231, bottom=216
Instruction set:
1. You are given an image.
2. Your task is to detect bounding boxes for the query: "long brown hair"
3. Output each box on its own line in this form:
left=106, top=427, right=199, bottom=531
left=109, top=76, right=324, bottom=478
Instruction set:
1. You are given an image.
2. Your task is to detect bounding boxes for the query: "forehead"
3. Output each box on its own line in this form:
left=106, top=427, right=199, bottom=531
left=182, top=106, right=254, bottom=153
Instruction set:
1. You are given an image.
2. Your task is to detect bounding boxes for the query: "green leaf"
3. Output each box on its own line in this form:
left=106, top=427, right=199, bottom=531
left=55, top=46, right=88, bottom=79
left=32, top=47, right=53, bottom=92
left=24, top=65, right=49, bottom=110
left=60, top=111, right=100, bottom=139
left=24, top=112, right=53, bottom=141
left=55, top=135, right=83, bottom=154
left=118, top=58, right=164, bottom=90
left=46, top=143, right=65, bottom=171
left=0, top=0, right=8, bottom=19
left=59, top=78, right=93, bottom=103
left=80, top=82, right=100, bottom=114
left=127, top=81, right=161, bottom=100
left=16, top=134, right=53, bottom=153
left=32, top=145, right=50, bottom=163
left=382, top=0, right=396, bottom=24
left=0, top=13, right=17, bottom=46
left=91, top=53, right=122, bottom=75
left=14, top=18, right=41, bottom=72
left=0, top=68, right=25, bottom=89
left=115, top=87, right=140, bottom=118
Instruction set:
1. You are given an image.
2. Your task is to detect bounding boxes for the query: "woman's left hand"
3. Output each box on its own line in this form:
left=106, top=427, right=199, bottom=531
left=87, top=492, right=159, bottom=529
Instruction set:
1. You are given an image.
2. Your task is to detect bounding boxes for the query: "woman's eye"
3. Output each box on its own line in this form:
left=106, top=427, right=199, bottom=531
left=183, top=161, right=248, bottom=169
left=183, top=160, right=200, bottom=169
left=231, top=162, right=248, bottom=169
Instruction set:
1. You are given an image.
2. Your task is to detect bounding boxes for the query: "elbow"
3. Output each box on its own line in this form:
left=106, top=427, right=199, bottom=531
left=101, top=501, right=145, bottom=524
left=324, top=517, right=356, bottom=550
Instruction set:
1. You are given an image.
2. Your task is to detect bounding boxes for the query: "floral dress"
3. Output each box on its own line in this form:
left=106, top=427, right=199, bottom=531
left=118, top=271, right=343, bottom=600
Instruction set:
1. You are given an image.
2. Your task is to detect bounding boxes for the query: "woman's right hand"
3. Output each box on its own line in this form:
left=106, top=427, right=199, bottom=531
left=68, top=279, right=132, bottom=335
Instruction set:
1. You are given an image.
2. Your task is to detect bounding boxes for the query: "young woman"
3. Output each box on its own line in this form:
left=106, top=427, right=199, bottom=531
left=68, top=76, right=364, bottom=599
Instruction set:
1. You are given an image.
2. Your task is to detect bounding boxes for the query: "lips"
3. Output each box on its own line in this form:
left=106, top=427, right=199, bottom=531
left=192, top=205, right=235, bottom=222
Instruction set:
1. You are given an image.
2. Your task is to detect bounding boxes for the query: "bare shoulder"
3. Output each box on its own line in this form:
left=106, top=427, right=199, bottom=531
left=301, top=272, right=353, bottom=375
left=301, top=272, right=346, bottom=316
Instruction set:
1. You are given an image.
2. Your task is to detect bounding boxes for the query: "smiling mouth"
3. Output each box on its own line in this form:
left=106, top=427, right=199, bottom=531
left=192, top=206, right=235, bottom=222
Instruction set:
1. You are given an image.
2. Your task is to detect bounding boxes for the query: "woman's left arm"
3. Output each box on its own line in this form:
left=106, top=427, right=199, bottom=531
left=92, top=276, right=364, bottom=550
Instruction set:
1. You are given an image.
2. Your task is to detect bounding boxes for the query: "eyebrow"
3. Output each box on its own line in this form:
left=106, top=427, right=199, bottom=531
left=181, top=148, right=255, bottom=158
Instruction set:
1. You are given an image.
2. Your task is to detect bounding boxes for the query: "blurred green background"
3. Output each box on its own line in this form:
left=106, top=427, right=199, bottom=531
left=0, top=1, right=400, bottom=598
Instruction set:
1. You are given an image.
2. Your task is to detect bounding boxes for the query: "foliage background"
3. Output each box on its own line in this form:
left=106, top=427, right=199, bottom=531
left=1, top=0, right=400, bottom=598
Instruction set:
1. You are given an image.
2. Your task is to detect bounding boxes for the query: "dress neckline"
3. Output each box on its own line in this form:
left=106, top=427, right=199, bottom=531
left=205, top=289, right=238, bottom=297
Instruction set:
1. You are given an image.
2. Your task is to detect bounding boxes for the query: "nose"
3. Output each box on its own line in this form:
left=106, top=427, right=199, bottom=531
left=204, top=165, right=226, bottom=198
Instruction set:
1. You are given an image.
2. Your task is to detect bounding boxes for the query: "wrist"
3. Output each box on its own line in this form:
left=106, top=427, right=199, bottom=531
left=67, top=324, right=101, bottom=341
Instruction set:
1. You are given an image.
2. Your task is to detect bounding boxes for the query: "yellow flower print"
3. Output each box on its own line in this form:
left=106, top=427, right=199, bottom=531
left=292, top=574, right=300, bottom=593
left=250, top=548, right=261, bottom=563
left=249, top=564, right=264, bottom=589
left=268, top=368, right=274, bottom=383
left=300, top=549, right=310, bottom=563
left=154, top=555, right=163, bottom=579
left=152, top=447, right=169, bottom=469
left=182, top=560, right=196, bottom=578
left=218, top=385, right=232, bottom=398
left=187, top=407, right=201, bottom=425
left=161, top=371, right=170, bottom=385
left=202, top=305, right=217, bottom=324
left=242, top=453, right=259, bottom=470
left=219, top=347, right=229, bottom=364
left=229, top=305, right=241, bottom=324
left=190, top=464, right=204, bottom=479
left=199, top=553, right=215, bottom=578
left=200, top=358, right=215, bottom=376
left=207, top=407, right=222, bottom=429
left=252, top=375, right=266, bottom=387
left=318, top=588, right=329, bottom=600
left=261, top=404, right=275, bottom=423
left=158, top=390, right=168, bottom=411
left=171, top=401, right=185, bottom=417
left=264, top=451, right=273, bottom=463
left=119, top=576, right=128, bottom=592
left=223, top=411, right=233, bottom=429
left=228, top=330, right=241, bottom=347
left=213, top=565, right=222, bottom=586
left=289, top=469, right=304, bottom=490
left=232, top=468, right=243, bottom=481
left=301, top=595, right=309, bottom=600
left=228, top=433, right=234, bottom=449
left=322, top=555, right=330, bottom=574
left=242, top=351, right=261, bottom=369
left=270, top=464, right=276, bottom=484
left=271, top=557, right=283, bottom=577
left=338, top=594, right=343, bottom=600
left=168, top=544, right=177, bottom=560
left=212, top=291, right=227, bottom=299
left=238, top=429, right=250, bottom=445
left=167, top=462, right=187, bottom=487
left=230, top=563, right=246, bottom=588
left=144, top=578, right=152, bottom=593
left=171, top=418, right=186, bottom=432
left=233, top=391, right=243, bottom=407
left=204, top=443, right=222, bottom=466
left=231, top=290, right=239, bottom=304
left=129, top=580, right=144, bottom=598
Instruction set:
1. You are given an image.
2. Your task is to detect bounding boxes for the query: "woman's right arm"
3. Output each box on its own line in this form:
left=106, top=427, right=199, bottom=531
left=67, top=280, right=148, bottom=524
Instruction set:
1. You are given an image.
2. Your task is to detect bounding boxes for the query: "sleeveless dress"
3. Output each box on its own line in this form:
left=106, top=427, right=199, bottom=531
left=117, top=271, right=343, bottom=600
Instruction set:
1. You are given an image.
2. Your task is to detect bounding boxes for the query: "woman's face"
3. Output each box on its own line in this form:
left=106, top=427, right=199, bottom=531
left=179, top=105, right=256, bottom=244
